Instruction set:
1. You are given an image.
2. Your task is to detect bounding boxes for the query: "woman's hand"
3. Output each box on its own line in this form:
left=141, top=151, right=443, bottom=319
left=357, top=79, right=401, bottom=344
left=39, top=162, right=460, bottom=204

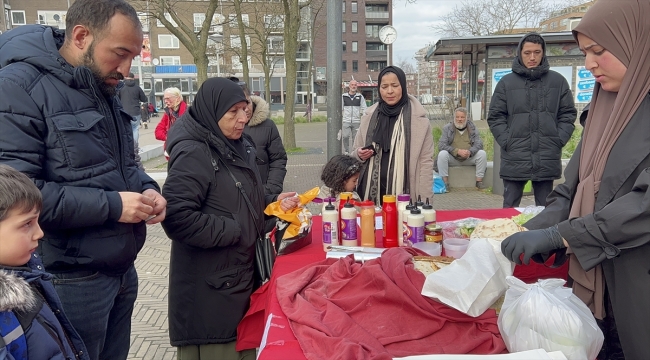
left=357, top=148, right=374, bottom=161
left=278, top=192, right=300, bottom=211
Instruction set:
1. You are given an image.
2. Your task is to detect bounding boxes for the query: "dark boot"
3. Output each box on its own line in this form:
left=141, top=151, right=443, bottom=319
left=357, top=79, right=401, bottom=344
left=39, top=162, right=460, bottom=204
left=476, top=181, right=487, bottom=190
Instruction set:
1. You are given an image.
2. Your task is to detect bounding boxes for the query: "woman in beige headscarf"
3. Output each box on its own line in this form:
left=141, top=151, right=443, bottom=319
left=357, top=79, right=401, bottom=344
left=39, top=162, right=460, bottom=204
left=500, top=0, right=650, bottom=358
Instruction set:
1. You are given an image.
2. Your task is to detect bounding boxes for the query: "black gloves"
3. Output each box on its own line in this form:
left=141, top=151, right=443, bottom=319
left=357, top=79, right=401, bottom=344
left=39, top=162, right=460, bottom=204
left=501, top=225, right=566, bottom=265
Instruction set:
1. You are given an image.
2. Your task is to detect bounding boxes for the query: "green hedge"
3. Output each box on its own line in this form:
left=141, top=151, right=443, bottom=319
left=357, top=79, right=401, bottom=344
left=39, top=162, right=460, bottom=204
left=271, top=115, right=327, bottom=125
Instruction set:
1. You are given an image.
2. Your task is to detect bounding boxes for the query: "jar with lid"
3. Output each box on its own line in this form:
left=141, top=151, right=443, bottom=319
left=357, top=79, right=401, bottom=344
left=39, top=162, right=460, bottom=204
left=425, top=224, right=443, bottom=243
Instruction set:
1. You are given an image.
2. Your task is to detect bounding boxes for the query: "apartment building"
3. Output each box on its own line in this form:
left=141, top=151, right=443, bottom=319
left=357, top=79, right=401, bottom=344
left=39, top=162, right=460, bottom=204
left=312, top=0, right=392, bottom=103
left=539, top=1, right=596, bottom=32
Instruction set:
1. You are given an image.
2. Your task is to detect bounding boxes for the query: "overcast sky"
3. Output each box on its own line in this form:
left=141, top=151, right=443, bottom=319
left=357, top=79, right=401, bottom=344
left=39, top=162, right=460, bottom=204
left=392, top=0, right=453, bottom=66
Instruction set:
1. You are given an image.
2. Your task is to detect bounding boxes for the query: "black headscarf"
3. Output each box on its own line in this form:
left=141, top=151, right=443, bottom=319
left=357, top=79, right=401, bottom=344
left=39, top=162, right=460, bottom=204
left=189, top=77, right=248, bottom=156
left=373, top=66, right=409, bottom=150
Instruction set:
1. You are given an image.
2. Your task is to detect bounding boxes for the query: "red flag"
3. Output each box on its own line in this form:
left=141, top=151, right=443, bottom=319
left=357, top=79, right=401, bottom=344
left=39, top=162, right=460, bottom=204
left=450, top=60, right=458, bottom=80
left=438, top=61, right=445, bottom=79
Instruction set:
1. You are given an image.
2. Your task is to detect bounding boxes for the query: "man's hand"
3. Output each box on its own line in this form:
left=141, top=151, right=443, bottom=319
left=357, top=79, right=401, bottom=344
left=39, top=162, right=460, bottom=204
left=118, top=192, right=155, bottom=223
left=358, top=148, right=374, bottom=161
left=142, top=189, right=167, bottom=224
left=278, top=192, right=300, bottom=212
left=501, top=226, right=566, bottom=265
left=457, top=149, right=470, bottom=159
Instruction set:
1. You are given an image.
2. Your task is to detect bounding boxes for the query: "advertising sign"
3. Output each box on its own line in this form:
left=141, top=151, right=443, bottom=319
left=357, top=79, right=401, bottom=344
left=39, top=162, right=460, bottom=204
left=451, top=60, right=458, bottom=80
left=141, top=33, right=152, bottom=63
left=438, top=61, right=445, bottom=79
left=490, top=66, right=574, bottom=95
left=575, top=66, right=595, bottom=103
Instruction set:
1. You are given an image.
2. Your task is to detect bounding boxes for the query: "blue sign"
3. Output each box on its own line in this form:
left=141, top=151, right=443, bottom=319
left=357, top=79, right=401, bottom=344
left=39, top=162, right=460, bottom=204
left=577, top=67, right=593, bottom=79
left=577, top=79, right=595, bottom=90
left=575, top=66, right=595, bottom=103
left=577, top=92, right=592, bottom=102
left=494, top=70, right=512, bottom=82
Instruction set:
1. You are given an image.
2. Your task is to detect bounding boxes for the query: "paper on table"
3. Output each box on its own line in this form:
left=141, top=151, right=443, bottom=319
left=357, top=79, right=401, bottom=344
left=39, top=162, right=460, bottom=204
left=421, top=238, right=513, bottom=317
left=393, top=349, right=568, bottom=360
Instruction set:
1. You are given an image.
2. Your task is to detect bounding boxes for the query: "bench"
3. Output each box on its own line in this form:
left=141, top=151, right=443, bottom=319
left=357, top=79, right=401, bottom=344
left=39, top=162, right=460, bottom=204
left=447, top=160, right=568, bottom=190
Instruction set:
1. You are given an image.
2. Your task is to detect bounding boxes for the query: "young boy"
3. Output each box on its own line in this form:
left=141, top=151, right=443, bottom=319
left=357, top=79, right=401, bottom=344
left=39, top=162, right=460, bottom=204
left=0, top=164, right=89, bottom=360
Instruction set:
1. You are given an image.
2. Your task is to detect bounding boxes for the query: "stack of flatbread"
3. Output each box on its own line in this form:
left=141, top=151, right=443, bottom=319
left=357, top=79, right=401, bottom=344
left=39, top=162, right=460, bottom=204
left=470, top=218, right=526, bottom=241
left=412, top=256, right=455, bottom=277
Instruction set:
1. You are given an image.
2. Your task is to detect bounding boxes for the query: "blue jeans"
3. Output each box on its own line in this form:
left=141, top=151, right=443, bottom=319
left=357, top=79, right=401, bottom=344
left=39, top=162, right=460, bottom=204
left=52, top=265, right=138, bottom=360
left=131, top=115, right=141, bottom=143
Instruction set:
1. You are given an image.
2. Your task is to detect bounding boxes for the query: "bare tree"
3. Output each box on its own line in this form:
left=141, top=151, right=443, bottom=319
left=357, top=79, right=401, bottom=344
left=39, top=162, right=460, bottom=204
left=232, top=0, right=251, bottom=84
left=431, top=0, right=582, bottom=37
left=133, top=0, right=223, bottom=87
left=396, top=57, right=416, bottom=74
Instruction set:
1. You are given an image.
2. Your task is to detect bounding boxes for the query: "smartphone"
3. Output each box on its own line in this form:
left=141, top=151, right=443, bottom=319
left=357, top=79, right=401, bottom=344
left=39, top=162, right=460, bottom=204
left=361, top=144, right=376, bottom=155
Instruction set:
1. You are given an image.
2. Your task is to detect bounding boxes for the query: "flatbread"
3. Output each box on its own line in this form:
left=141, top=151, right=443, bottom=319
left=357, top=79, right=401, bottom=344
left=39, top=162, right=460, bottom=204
left=413, top=256, right=455, bottom=277
left=470, top=218, right=526, bottom=241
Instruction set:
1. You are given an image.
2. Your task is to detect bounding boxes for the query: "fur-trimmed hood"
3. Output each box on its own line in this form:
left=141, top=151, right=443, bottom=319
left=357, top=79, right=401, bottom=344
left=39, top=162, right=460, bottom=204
left=248, top=95, right=270, bottom=127
left=0, top=269, right=36, bottom=312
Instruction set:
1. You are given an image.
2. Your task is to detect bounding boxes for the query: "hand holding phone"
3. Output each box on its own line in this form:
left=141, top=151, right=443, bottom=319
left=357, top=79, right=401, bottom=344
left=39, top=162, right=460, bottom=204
left=361, top=144, right=376, bottom=155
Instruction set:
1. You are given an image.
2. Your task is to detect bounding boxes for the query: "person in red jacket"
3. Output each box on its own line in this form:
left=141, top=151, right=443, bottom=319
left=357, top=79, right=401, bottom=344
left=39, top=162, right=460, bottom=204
left=155, top=87, right=187, bottom=159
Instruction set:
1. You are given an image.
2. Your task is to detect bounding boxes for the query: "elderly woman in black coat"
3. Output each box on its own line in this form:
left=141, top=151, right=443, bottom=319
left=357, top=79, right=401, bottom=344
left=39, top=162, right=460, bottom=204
left=161, top=78, right=299, bottom=360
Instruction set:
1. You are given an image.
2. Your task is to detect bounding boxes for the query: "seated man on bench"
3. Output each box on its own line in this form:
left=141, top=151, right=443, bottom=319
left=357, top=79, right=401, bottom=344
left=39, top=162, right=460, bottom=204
left=437, top=107, right=487, bottom=191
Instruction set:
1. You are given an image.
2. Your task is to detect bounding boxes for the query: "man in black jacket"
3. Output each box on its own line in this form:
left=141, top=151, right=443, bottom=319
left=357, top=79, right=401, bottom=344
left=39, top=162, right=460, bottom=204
left=118, top=72, right=148, bottom=138
left=0, top=0, right=167, bottom=359
left=488, top=33, right=576, bottom=208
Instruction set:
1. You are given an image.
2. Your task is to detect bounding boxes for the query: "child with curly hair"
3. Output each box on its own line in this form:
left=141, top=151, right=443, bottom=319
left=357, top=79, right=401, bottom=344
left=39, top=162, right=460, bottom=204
left=318, top=155, right=362, bottom=204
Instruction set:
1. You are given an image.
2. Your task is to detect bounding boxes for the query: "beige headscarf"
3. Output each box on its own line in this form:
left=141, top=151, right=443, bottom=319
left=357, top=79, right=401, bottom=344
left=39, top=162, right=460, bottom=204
left=570, top=0, right=650, bottom=319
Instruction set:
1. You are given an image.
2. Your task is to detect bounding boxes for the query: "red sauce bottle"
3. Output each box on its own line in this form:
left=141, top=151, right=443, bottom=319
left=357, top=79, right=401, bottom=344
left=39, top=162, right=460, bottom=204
left=382, top=195, right=398, bottom=248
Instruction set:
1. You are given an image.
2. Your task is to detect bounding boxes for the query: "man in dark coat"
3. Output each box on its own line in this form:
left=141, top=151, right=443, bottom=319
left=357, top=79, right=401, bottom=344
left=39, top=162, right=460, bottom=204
left=488, top=32, right=576, bottom=208
left=0, top=0, right=167, bottom=358
left=118, top=72, right=148, bottom=140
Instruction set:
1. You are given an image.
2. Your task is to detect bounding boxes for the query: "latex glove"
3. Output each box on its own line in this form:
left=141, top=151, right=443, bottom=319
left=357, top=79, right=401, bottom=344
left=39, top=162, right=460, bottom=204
left=501, top=225, right=565, bottom=265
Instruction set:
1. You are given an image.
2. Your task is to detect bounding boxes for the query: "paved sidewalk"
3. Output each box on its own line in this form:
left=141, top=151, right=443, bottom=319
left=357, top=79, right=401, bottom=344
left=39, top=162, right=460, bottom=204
left=129, top=121, right=535, bottom=359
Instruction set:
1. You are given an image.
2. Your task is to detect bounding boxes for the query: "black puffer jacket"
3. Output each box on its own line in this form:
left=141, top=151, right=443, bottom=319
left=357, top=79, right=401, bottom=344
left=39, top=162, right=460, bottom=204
left=245, top=95, right=287, bottom=195
left=488, top=33, right=577, bottom=181
left=118, top=79, right=147, bottom=117
left=0, top=25, right=159, bottom=276
left=162, top=112, right=277, bottom=346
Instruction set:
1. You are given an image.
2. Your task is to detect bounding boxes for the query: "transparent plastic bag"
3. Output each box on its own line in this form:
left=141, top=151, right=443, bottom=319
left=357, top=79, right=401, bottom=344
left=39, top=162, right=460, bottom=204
left=511, top=206, right=545, bottom=226
left=438, top=217, right=485, bottom=239
left=498, top=276, right=604, bottom=360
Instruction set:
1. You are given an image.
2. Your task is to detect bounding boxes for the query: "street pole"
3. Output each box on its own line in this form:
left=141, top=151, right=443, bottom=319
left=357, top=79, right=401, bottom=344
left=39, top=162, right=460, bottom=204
left=326, top=0, right=342, bottom=159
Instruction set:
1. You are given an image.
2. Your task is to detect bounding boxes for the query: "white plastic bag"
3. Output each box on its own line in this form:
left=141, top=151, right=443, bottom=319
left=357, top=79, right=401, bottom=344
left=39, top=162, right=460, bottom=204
left=498, top=276, right=604, bottom=360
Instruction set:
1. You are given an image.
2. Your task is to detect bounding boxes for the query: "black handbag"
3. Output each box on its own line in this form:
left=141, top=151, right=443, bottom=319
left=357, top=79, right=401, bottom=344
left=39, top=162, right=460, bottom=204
left=219, top=158, right=275, bottom=285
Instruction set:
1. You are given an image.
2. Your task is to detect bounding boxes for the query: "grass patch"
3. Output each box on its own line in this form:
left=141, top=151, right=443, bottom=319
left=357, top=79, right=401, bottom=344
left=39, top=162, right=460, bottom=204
left=286, top=147, right=305, bottom=154
left=155, top=162, right=168, bottom=170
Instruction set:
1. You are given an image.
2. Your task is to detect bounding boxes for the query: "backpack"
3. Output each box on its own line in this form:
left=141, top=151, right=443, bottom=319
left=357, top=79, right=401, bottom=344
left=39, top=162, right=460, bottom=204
left=0, top=289, right=43, bottom=360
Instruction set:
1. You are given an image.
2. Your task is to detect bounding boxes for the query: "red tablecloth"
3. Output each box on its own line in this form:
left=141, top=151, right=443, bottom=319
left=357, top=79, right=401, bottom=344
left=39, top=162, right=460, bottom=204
left=237, top=209, right=569, bottom=359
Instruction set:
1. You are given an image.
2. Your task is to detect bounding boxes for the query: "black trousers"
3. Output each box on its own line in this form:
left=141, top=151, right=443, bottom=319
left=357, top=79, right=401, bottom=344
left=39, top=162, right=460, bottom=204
left=502, top=179, right=554, bottom=208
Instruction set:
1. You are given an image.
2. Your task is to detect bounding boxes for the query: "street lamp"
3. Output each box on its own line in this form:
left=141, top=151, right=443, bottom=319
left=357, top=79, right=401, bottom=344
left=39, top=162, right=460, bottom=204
left=208, top=33, right=224, bottom=77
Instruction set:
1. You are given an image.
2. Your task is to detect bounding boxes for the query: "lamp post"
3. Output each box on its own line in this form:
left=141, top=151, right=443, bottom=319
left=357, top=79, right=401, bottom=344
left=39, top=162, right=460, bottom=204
left=208, top=33, right=224, bottom=77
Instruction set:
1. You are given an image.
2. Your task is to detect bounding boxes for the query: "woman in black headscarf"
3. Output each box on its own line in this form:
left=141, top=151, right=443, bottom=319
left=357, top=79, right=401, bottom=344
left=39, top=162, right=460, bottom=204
left=353, top=66, right=434, bottom=204
left=161, top=78, right=299, bottom=360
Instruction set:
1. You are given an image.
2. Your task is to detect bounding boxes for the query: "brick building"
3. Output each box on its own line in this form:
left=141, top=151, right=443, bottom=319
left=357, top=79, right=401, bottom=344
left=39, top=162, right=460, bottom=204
left=539, top=1, right=595, bottom=32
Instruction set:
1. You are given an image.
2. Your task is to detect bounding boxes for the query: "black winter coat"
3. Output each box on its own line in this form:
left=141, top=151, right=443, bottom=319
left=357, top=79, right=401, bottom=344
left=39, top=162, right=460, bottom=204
left=245, top=96, right=287, bottom=195
left=162, top=112, right=277, bottom=346
left=488, top=34, right=577, bottom=181
left=118, top=79, right=148, bottom=117
left=0, top=25, right=159, bottom=276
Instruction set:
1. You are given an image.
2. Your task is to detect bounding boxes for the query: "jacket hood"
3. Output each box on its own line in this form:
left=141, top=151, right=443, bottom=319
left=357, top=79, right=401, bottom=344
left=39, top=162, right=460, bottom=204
left=124, top=79, right=137, bottom=87
left=248, top=95, right=270, bottom=127
left=0, top=270, right=36, bottom=312
left=512, top=32, right=549, bottom=80
left=0, top=25, right=78, bottom=86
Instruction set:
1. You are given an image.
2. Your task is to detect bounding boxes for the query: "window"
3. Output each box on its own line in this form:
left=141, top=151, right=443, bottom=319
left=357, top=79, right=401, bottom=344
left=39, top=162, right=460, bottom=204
left=352, top=41, right=358, bottom=53
left=264, top=15, right=284, bottom=30
left=158, top=34, right=179, bottom=49
left=232, top=55, right=252, bottom=70
left=230, top=35, right=251, bottom=49
left=194, top=13, right=205, bottom=32
left=342, top=41, right=346, bottom=52
left=342, top=1, right=346, bottom=13
left=351, top=21, right=357, bottom=33
left=137, top=12, right=149, bottom=32
left=268, top=36, right=284, bottom=52
left=270, top=56, right=285, bottom=69
left=229, top=14, right=250, bottom=27
left=560, top=18, right=568, bottom=26
left=159, top=56, right=181, bottom=65
left=366, top=43, right=387, bottom=50
left=366, top=24, right=382, bottom=38
left=157, top=13, right=178, bottom=27
left=197, top=14, right=225, bottom=33
left=11, top=11, right=25, bottom=25
left=342, top=21, right=346, bottom=33
left=37, top=11, right=67, bottom=29
left=342, top=60, right=347, bottom=72
left=351, top=1, right=358, bottom=13
left=352, top=60, right=358, bottom=72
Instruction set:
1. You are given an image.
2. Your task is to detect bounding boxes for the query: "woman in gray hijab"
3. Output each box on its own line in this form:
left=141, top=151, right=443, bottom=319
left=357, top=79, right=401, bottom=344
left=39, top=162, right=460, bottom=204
left=500, top=0, right=650, bottom=358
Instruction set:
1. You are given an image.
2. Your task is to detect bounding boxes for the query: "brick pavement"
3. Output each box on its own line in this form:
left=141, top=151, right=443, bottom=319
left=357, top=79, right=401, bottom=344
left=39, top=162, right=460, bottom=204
left=129, top=121, right=534, bottom=359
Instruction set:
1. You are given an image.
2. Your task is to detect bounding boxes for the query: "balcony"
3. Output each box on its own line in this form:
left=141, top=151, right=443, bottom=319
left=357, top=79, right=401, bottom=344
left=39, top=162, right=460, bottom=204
left=365, top=49, right=387, bottom=60
left=268, top=46, right=285, bottom=55
left=365, top=11, right=389, bottom=19
left=296, top=51, right=310, bottom=61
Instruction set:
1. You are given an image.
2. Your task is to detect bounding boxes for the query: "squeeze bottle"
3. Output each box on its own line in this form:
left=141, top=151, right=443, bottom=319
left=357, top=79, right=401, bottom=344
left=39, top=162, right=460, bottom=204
left=322, top=198, right=339, bottom=251
left=396, top=194, right=410, bottom=246
left=382, top=195, right=398, bottom=248
left=421, top=198, right=436, bottom=226
left=415, top=195, right=425, bottom=210
left=402, top=201, right=414, bottom=246
left=340, top=199, right=358, bottom=246
left=407, top=208, right=425, bottom=245
left=360, top=201, right=376, bottom=247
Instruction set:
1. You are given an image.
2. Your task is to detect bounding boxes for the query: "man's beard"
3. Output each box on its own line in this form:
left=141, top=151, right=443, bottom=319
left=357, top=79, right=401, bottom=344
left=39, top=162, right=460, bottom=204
left=455, top=122, right=467, bottom=130
left=82, top=44, right=124, bottom=97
